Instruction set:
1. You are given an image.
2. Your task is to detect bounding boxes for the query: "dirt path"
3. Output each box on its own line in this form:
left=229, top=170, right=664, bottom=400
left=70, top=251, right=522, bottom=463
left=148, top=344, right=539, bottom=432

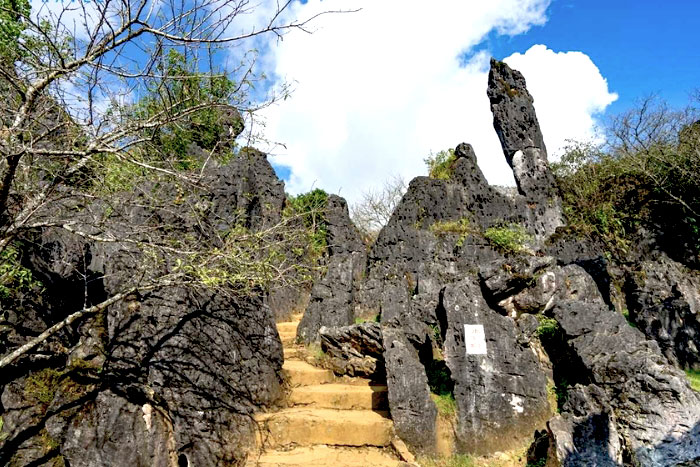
left=247, top=315, right=402, bottom=466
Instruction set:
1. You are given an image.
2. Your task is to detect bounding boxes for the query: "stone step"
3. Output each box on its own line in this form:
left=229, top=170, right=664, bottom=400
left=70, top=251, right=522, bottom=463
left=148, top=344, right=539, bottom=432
left=255, top=408, right=393, bottom=448
left=248, top=445, right=401, bottom=466
left=283, top=360, right=335, bottom=386
left=279, top=331, right=297, bottom=345
left=289, top=384, right=388, bottom=410
left=277, top=321, right=299, bottom=333
left=290, top=313, right=304, bottom=322
left=283, top=348, right=300, bottom=360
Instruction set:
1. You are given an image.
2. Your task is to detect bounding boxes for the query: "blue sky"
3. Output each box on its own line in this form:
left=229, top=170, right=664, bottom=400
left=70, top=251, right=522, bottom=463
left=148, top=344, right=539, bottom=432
left=255, top=0, right=700, bottom=199
left=477, top=0, right=700, bottom=113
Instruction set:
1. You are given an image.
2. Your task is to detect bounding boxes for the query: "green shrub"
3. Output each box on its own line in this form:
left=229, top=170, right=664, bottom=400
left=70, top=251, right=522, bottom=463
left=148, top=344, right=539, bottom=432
left=285, top=189, right=329, bottom=257
left=686, top=369, right=700, bottom=392
left=553, top=103, right=700, bottom=264
left=431, top=393, right=457, bottom=419
left=535, top=316, right=559, bottom=338
left=483, top=224, right=531, bottom=253
left=430, top=218, right=473, bottom=247
left=418, top=454, right=475, bottom=467
left=0, top=245, right=40, bottom=298
left=425, top=148, right=456, bottom=180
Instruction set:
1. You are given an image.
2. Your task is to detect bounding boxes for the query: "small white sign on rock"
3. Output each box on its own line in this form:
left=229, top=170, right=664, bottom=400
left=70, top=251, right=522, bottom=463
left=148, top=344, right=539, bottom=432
left=464, top=324, right=487, bottom=355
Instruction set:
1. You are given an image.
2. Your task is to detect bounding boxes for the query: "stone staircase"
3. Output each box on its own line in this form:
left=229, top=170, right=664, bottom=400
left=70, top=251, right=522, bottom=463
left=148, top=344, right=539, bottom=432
left=248, top=315, right=403, bottom=466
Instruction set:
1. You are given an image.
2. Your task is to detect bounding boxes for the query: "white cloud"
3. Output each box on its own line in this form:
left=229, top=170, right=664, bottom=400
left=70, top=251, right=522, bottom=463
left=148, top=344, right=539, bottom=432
left=503, top=45, right=618, bottom=159
left=254, top=1, right=618, bottom=204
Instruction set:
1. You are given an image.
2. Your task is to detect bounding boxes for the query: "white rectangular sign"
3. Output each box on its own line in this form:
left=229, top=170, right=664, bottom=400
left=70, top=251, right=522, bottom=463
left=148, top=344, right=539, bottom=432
left=464, top=324, right=487, bottom=355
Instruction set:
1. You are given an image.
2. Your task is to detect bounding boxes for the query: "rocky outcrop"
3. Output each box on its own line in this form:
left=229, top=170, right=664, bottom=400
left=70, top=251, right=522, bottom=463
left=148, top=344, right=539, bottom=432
left=440, top=278, right=551, bottom=454
left=545, top=297, right=700, bottom=466
left=297, top=59, right=700, bottom=466
left=348, top=59, right=568, bottom=455
left=625, top=254, right=700, bottom=370
left=487, top=59, right=564, bottom=238
left=383, top=327, right=438, bottom=451
left=297, top=195, right=366, bottom=343
left=0, top=149, right=287, bottom=466
left=319, top=322, right=384, bottom=377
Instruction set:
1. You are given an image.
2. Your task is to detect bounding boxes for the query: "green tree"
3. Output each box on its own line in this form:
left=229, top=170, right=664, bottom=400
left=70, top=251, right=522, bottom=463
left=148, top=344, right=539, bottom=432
left=553, top=96, right=700, bottom=262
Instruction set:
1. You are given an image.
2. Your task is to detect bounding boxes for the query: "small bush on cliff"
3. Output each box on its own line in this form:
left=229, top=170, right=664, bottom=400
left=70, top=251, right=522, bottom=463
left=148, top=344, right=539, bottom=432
left=686, top=370, right=700, bottom=392
left=484, top=224, right=531, bottom=253
left=553, top=96, right=700, bottom=265
left=430, top=218, right=474, bottom=247
left=286, top=189, right=329, bottom=255
left=535, top=316, right=560, bottom=338
left=425, top=148, right=456, bottom=180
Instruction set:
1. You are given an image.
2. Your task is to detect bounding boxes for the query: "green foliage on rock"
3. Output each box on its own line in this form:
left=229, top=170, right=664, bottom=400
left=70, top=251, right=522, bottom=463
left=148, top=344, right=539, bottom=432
left=553, top=98, right=700, bottom=264
left=431, top=392, right=457, bottom=419
left=686, top=369, right=700, bottom=392
left=484, top=224, right=531, bottom=254
left=0, top=245, right=40, bottom=298
left=425, top=148, right=457, bottom=180
left=535, top=316, right=560, bottom=338
left=286, top=188, right=329, bottom=254
left=124, top=49, right=243, bottom=169
left=429, top=218, right=473, bottom=247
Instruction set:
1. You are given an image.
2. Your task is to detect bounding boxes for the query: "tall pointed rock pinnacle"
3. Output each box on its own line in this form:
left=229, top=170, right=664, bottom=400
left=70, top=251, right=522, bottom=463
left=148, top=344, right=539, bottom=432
left=487, top=58, right=565, bottom=237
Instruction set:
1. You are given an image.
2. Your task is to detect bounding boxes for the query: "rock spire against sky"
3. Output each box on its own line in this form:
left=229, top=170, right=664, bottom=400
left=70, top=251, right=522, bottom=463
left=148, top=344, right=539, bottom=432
left=254, top=0, right=619, bottom=202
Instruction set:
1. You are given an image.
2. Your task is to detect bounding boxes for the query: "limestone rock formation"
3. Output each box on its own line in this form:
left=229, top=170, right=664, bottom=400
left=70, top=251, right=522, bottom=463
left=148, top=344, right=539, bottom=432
left=440, top=278, right=551, bottom=454
left=319, top=322, right=384, bottom=377
left=487, top=58, right=564, bottom=238
left=297, top=195, right=366, bottom=343
left=625, top=254, right=700, bottom=370
left=0, top=149, right=286, bottom=466
left=299, top=59, right=700, bottom=466
left=547, top=298, right=700, bottom=465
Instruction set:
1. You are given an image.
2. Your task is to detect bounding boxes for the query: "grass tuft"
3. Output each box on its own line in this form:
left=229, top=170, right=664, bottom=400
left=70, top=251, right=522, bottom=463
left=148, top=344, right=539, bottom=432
left=686, top=369, right=700, bottom=391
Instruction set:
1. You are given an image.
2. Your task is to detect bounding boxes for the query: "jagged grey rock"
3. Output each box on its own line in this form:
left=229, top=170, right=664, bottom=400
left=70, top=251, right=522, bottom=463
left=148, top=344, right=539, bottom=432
left=382, top=327, right=437, bottom=452
left=297, top=195, right=366, bottom=343
left=0, top=149, right=286, bottom=466
left=549, top=299, right=700, bottom=466
left=319, top=322, right=384, bottom=377
left=625, top=254, right=700, bottom=370
left=440, top=278, right=552, bottom=454
left=545, top=384, right=624, bottom=467
left=487, top=58, right=564, bottom=237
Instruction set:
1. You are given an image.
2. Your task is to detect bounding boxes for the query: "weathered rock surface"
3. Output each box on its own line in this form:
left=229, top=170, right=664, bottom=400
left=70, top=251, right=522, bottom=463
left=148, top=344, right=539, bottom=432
left=440, top=278, right=552, bottom=455
left=297, top=195, right=366, bottom=343
left=0, top=149, right=287, bottom=466
left=487, top=58, right=564, bottom=238
left=301, top=59, right=700, bottom=465
left=547, top=298, right=700, bottom=466
left=319, top=322, right=384, bottom=377
left=625, top=254, right=700, bottom=370
left=382, top=327, right=437, bottom=452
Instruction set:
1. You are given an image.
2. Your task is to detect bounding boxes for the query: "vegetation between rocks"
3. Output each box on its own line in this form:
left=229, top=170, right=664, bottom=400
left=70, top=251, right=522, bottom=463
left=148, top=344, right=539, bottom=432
left=430, top=218, right=474, bottom=247
left=686, top=369, right=700, bottom=391
left=425, top=148, right=457, bottom=180
left=484, top=224, right=532, bottom=254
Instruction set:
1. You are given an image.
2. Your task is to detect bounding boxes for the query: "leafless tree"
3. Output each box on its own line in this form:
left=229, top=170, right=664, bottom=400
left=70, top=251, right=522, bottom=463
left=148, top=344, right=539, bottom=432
left=606, top=95, right=700, bottom=217
left=350, top=175, right=407, bottom=244
left=0, top=0, right=350, bottom=368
